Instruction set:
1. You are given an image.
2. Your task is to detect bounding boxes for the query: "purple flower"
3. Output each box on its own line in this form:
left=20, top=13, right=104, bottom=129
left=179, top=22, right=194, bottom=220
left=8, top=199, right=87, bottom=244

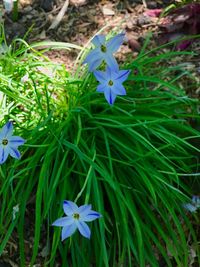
left=177, top=40, right=192, bottom=51
left=52, top=200, right=102, bottom=240
left=0, top=121, right=25, bottom=164
left=94, top=67, right=130, bottom=105
left=83, top=32, right=125, bottom=72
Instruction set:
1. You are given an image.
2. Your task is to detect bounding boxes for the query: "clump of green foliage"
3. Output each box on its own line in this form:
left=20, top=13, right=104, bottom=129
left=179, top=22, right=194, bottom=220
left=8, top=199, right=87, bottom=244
left=0, top=24, right=199, bottom=266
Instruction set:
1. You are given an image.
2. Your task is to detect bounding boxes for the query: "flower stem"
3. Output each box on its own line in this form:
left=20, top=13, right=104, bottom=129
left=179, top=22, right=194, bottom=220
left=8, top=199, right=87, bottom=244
left=12, top=0, right=18, bottom=22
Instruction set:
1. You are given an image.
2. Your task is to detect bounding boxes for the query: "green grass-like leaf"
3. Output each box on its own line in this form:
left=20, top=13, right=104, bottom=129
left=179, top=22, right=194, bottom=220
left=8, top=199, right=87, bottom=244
left=0, top=27, right=199, bottom=266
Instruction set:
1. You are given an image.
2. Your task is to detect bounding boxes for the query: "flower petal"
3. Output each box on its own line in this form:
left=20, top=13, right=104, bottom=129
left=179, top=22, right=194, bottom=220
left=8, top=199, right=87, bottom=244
left=107, top=32, right=125, bottom=53
left=92, top=35, right=106, bottom=47
left=81, top=211, right=102, bottom=222
left=115, top=69, right=130, bottom=83
left=0, top=121, right=13, bottom=139
left=8, top=136, right=25, bottom=147
left=63, top=200, right=78, bottom=215
left=111, top=82, right=126, bottom=95
left=61, top=224, right=77, bottom=241
left=96, top=84, right=107, bottom=93
left=104, top=89, right=117, bottom=105
left=192, top=195, right=200, bottom=207
left=0, top=146, right=9, bottom=164
left=106, top=66, right=113, bottom=80
left=105, top=55, right=119, bottom=71
left=76, top=221, right=91, bottom=239
left=88, top=57, right=103, bottom=72
left=183, top=203, right=197, bottom=213
left=52, top=216, right=74, bottom=227
left=83, top=48, right=100, bottom=65
left=94, top=70, right=107, bottom=83
left=78, top=204, right=92, bottom=217
left=9, top=147, right=21, bottom=159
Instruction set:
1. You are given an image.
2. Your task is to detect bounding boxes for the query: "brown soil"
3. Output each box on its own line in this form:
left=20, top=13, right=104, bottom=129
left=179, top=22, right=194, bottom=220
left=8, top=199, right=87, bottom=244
left=1, top=0, right=175, bottom=70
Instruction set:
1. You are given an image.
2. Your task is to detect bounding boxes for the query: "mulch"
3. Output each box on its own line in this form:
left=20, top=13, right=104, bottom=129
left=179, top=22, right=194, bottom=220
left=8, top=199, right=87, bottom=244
left=1, top=0, right=176, bottom=69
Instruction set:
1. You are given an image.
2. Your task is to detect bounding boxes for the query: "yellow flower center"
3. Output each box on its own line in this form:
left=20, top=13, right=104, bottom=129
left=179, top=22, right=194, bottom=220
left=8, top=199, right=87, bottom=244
left=101, top=45, right=107, bottom=53
left=73, top=213, right=80, bottom=220
left=2, top=139, right=8, bottom=146
left=108, top=80, right=113, bottom=86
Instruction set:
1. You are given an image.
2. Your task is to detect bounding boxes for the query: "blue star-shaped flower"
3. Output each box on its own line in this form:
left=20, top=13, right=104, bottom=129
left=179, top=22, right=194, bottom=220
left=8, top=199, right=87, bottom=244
left=0, top=121, right=25, bottom=164
left=94, top=67, right=130, bottom=105
left=183, top=195, right=200, bottom=213
left=83, top=32, right=125, bottom=72
left=52, top=200, right=102, bottom=240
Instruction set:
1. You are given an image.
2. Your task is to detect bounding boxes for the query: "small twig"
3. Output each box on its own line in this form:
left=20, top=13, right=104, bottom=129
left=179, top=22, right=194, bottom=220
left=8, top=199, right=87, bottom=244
left=48, top=0, right=69, bottom=30
left=142, top=0, right=147, bottom=8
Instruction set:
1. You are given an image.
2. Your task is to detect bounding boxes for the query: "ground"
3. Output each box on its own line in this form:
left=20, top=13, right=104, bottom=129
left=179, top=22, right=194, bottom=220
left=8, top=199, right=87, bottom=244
left=1, top=0, right=177, bottom=69
left=1, top=1, right=200, bottom=80
left=2, top=1, right=199, bottom=87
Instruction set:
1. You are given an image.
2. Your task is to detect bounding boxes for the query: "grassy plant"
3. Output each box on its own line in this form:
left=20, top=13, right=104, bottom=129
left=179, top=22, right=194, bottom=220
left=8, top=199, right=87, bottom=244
left=0, top=25, right=199, bottom=266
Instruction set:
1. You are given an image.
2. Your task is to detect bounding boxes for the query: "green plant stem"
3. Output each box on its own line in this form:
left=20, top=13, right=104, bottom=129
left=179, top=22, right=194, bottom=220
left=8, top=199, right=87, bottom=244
left=12, top=0, right=18, bottom=22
